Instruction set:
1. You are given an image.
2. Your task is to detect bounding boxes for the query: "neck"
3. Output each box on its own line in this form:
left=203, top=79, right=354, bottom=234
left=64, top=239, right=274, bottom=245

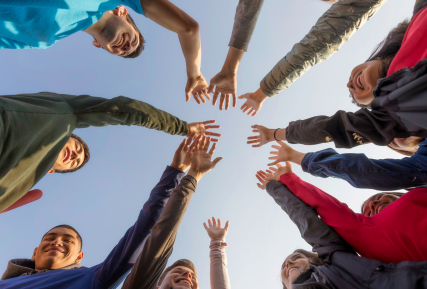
left=84, top=11, right=110, bottom=36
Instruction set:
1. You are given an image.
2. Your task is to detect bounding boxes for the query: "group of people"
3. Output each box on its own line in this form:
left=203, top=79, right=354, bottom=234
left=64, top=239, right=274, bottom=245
left=0, top=0, right=426, bottom=288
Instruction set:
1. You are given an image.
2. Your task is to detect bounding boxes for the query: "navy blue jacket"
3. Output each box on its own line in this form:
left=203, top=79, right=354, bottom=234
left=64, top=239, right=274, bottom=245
left=301, top=140, right=427, bottom=190
left=0, top=166, right=185, bottom=289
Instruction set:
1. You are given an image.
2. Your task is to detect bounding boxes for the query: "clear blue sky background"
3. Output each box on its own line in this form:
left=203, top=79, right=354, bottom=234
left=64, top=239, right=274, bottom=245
left=0, top=0, right=414, bottom=288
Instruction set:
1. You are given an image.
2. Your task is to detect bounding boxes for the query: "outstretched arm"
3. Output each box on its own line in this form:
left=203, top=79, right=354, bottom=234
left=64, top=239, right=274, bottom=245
left=141, top=0, right=209, bottom=104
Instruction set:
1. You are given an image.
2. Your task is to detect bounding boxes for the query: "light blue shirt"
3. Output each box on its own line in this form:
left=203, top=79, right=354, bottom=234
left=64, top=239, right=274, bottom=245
left=0, top=0, right=144, bottom=49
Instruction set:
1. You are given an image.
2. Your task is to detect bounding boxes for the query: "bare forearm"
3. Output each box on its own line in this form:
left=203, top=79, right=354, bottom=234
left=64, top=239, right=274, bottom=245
left=221, top=47, right=245, bottom=75
left=178, top=26, right=202, bottom=78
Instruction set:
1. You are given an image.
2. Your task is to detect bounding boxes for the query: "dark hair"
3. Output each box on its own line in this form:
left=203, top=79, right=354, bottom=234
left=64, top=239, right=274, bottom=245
left=387, top=137, right=424, bottom=157
left=55, top=134, right=90, bottom=174
left=42, top=224, right=83, bottom=251
left=158, top=259, right=197, bottom=286
left=282, top=249, right=324, bottom=289
left=123, top=14, right=145, bottom=58
left=350, top=20, right=410, bottom=107
left=360, top=192, right=405, bottom=213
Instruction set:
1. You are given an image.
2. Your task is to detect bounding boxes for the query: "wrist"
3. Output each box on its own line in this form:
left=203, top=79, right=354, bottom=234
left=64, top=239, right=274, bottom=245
left=290, top=151, right=306, bottom=166
left=222, top=47, right=244, bottom=73
left=187, top=168, right=203, bottom=182
left=267, top=129, right=276, bottom=142
left=254, top=88, right=268, bottom=102
left=170, top=163, right=190, bottom=172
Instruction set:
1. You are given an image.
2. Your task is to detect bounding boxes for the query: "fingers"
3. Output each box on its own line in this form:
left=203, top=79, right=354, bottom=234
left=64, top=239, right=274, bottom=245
left=212, top=157, right=222, bottom=165
left=219, top=94, right=225, bottom=110
left=208, top=218, right=212, bottom=227
left=202, top=120, right=216, bottom=125
left=212, top=217, right=217, bottom=227
left=203, top=137, right=211, bottom=152
left=241, top=101, right=251, bottom=113
left=256, top=174, right=264, bottom=183
left=205, top=132, right=222, bottom=138
left=198, top=91, right=206, bottom=104
left=269, top=167, right=278, bottom=172
left=232, top=94, right=237, bottom=108
left=186, top=90, right=191, bottom=102
left=202, top=89, right=211, bottom=101
left=217, top=218, right=221, bottom=228
left=267, top=160, right=279, bottom=166
left=271, top=145, right=281, bottom=150
left=224, top=220, right=229, bottom=231
left=212, top=91, right=219, bottom=106
left=204, top=125, right=221, bottom=130
left=207, top=84, right=215, bottom=94
left=225, top=95, right=230, bottom=110
left=266, top=169, right=273, bottom=174
left=208, top=142, right=217, bottom=155
left=177, top=139, right=185, bottom=152
left=192, top=92, right=201, bottom=104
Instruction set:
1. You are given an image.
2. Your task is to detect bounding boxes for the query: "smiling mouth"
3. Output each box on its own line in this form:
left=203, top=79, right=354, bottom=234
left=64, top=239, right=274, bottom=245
left=46, top=249, right=64, bottom=253
left=177, top=279, right=193, bottom=287
left=63, top=147, right=70, bottom=163
left=356, top=72, right=364, bottom=90
left=114, top=34, right=124, bottom=48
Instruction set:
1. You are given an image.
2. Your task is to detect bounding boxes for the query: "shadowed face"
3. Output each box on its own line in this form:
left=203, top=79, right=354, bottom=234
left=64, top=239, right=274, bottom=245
left=32, top=227, right=83, bottom=271
left=281, top=252, right=310, bottom=289
left=362, top=193, right=401, bottom=217
left=158, top=266, right=199, bottom=289
left=347, top=60, right=383, bottom=106
left=49, top=137, right=85, bottom=173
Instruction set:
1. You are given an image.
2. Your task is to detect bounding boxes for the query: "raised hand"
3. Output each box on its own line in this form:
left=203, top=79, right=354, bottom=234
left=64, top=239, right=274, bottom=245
left=203, top=217, right=229, bottom=240
left=238, top=88, right=268, bottom=117
left=255, top=170, right=275, bottom=190
left=247, top=125, right=275, bottom=147
left=188, top=136, right=222, bottom=181
left=208, top=72, right=237, bottom=111
left=170, top=133, right=199, bottom=172
left=268, top=162, right=293, bottom=181
left=187, top=120, right=221, bottom=142
left=267, top=141, right=296, bottom=166
left=185, top=74, right=211, bottom=104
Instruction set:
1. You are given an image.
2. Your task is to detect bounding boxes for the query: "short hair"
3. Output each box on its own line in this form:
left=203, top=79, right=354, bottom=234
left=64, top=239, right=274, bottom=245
left=386, top=137, right=424, bottom=157
left=123, top=14, right=145, bottom=58
left=158, top=259, right=197, bottom=286
left=55, top=134, right=90, bottom=174
left=42, top=224, right=83, bottom=251
left=282, top=249, right=324, bottom=289
left=350, top=20, right=410, bottom=108
left=360, top=192, right=405, bottom=213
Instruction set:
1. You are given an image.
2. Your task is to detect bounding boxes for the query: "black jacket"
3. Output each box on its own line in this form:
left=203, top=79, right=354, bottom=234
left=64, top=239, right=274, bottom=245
left=286, top=0, right=427, bottom=148
left=266, top=180, right=427, bottom=289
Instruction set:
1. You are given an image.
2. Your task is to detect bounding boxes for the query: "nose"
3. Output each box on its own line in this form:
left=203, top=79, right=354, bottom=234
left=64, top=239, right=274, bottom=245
left=50, top=238, right=62, bottom=246
left=121, top=41, right=131, bottom=53
left=183, top=270, right=192, bottom=279
left=347, top=78, right=353, bottom=89
left=369, top=200, right=380, bottom=215
left=70, top=150, right=78, bottom=161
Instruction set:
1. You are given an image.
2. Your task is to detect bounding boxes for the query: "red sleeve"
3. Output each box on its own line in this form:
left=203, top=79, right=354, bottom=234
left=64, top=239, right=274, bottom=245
left=0, top=189, right=43, bottom=214
left=387, top=7, right=427, bottom=76
left=279, top=173, right=364, bottom=241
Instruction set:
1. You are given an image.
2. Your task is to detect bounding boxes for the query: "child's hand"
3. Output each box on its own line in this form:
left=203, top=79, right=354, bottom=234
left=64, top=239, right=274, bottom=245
left=255, top=170, right=275, bottom=190
left=268, top=162, right=293, bottom=181
left=203, top=217, right=229, bottom=240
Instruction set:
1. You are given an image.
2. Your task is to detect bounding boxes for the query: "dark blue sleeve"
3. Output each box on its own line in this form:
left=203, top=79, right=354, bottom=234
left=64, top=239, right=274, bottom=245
left=301, top=140, right=427, bottom=190
left=90, top=165, right=185, bottom=289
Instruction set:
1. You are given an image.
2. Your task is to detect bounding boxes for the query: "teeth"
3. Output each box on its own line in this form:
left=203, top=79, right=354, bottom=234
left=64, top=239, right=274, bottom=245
left=117, top=35, right=123, bottom=46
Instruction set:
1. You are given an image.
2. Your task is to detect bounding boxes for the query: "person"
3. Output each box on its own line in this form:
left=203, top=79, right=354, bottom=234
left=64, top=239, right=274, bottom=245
left=119, top=136, right=224, bottom=289
left=249, top=0, right=427, bottom=148
left=207, top=0, right=387, bottom=113
left=256, top=161, right=427, bottom=263
left=153, top=216, right=231, bottom=289
left=0, top=1, right=210, bottom=102
left=257, top=168, right=427, bottom=289
left=0, top=91, right=221, bottom=213
left=251, top=133, right=427, bottom=190
left=0, top=135, right=199, bottom=288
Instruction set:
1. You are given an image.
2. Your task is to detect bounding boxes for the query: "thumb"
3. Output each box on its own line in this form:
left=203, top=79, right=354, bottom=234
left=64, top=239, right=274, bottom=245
left=277, top=140, right=285, bottom=146
left=224, top=221, right=229, bottom=232
left=267, top=160, right=279, bottom=166
left=212, top=157, right=223, bottom=166
left=238, top=94, right=247, bottom=100
left=185, top=91, right=191, bottom=102
left=207, top=84, right=215, bottom=94
left=285, top=161, right=292, bottom=168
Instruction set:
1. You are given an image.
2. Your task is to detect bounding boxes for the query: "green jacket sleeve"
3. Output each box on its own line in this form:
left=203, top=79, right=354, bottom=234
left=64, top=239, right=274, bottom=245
left=121, top=176, right=197, bottom=289
left=62, top=94, right=189, bottom=136
left=260, top=0, right=387, bottom=97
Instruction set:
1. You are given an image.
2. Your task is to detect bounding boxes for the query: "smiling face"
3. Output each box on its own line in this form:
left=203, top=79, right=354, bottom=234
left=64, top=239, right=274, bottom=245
left=92, top=7, right=140, bottom=57
left=347, top=60, right=383, bottom=106
left=49, top=137, right=85, bottom=173
left=32, top=227, right=83, bottom=271
left=281, top=252, right=311, bottom=289
left=362, top=193, right=401, bottom=217
left=158, top=266, right=199, bottom=289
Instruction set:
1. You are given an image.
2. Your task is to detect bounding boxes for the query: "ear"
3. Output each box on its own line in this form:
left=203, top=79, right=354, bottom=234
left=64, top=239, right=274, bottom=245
left=47, top=169, right=55, bottom=174
left=31, top=247, right=38, bottom=261
left=75, top=251, right=84, bottom=264
left=113, top=6, right=128, bottom=17
left=92, top=39, right=102, bottom=48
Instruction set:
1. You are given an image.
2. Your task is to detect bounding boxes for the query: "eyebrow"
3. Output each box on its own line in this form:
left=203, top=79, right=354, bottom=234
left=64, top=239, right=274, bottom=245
left=44, top=233, right=77, bottom=240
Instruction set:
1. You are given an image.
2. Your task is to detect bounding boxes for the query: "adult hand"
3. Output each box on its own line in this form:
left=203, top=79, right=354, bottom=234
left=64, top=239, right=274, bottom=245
left=268, top=162, right=293, bottom=181
left=267, top=141, right=296, bottom=166
left=238, top=88, right=268, bottom=116
left=208, top=71, right=237, bottom=110
left=185, top=74, right=210, bottom=104
left=187, top=120, right=221, bottom=142
left=203, top=217, right=229, bottom=240
left=247, top=125, right=275, bottom=147
left=255, top=170, right=275, bottom=190
left=170, top=133, right=199, bottom=172
left=188, top=136, right=222, bottom=181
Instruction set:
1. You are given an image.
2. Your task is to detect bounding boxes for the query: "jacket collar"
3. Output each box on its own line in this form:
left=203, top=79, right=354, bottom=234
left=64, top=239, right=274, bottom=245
left=1, top=258, right=81, bottom=281
left=292, top=267, right=333, bottom=289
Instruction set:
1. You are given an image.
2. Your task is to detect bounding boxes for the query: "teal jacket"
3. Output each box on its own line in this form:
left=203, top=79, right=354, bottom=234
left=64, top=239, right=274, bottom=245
left=0, top=92, right=188, bottom=212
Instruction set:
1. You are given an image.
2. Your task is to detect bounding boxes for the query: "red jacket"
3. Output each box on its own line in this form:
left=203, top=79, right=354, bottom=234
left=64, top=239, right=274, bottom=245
left=280, top=173, right=427, bottom=263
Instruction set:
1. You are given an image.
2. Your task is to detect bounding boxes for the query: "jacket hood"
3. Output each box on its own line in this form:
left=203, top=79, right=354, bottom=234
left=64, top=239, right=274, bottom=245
left=1, top=258, right=81, bottom=281
left=291, top=266, right=334, bottom=289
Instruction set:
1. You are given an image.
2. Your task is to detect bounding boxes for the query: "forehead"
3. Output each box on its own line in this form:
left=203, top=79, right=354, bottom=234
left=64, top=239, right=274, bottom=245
left=283, top=252, right=308, bottom=267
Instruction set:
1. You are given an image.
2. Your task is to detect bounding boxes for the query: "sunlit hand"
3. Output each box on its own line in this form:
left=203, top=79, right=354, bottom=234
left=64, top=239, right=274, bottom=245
left=187, top=120, right=221, bottom=142
left=268, top=162, right=293, bottom=181
left=247, top=125, right=275, bottom=147
left=185, top=74, right=210, bottom=104
left=238, top=88, right=268, bottom=116
left=203, top=217, right=229, bottom=240
left=170, top=133, right=199, bottom=172
left=267, top=141, right=296, bottom=166
left=255, top=170, right=275, bottom=190
left=208, top=71, right=237, bottom=110
left=188, top=136, right=222, bottom=181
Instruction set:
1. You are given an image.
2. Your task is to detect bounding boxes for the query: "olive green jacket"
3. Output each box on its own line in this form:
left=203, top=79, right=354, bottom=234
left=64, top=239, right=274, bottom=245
left=260, top=0, right=387, bottom=96
left=0, top=92, right=188, bottom=212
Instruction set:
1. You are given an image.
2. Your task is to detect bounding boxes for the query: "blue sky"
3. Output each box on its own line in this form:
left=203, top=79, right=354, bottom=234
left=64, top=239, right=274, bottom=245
left=0, top=0, right=414, bottom=288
